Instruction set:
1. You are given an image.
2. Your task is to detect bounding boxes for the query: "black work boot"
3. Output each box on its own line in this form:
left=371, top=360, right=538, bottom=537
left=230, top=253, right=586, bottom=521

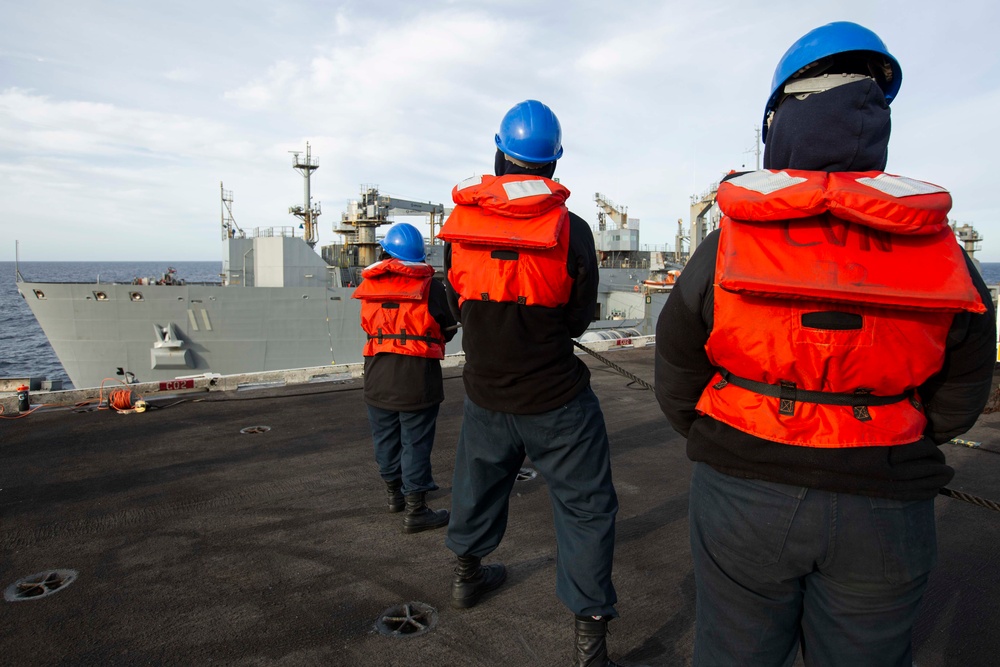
left=451, top=555, right=507, bottom=609
left=385, top=479, right=404, bottom=513
left=574, top=616, right=622, bottom=667
left=402, top=492, right=449, bottom=533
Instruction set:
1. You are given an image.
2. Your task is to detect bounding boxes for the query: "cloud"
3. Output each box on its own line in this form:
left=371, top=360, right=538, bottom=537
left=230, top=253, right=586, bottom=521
left=0, top=86, right=278, bottom=260
left=217, top=7, right=530, bottom=205
left=223, top=60, right=300, bottom=109
left=0, top=87, right=253, bottom=161
left=2, top=0, right=1000, bottom=261
left=226, top=9, right=515, bottom=125
left=163, top=68, right=202, bottom=83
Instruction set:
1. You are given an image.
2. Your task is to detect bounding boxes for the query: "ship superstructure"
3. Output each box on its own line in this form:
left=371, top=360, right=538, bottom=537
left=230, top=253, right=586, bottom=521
left=589, top=192, right=684, bottom=332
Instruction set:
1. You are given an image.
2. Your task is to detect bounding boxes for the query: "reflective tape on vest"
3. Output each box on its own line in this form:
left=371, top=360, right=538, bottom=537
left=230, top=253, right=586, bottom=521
left=502, top=179, right=553, bottom=200
left=727, top=170, right=808, bottom=195
left=855, top=174, right=948, bottom=198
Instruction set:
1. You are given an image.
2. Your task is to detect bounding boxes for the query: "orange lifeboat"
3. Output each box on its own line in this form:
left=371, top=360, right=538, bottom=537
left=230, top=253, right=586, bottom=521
left=643, top=269, right=680, bottom=288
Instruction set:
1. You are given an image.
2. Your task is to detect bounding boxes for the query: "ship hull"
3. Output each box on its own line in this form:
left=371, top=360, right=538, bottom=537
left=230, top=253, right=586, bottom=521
left=18, top=266, right=667, bottom=390
left=18, top=281, right=378, bottom=389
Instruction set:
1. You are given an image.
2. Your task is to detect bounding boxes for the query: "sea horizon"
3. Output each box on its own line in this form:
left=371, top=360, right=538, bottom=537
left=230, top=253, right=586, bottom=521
left=4, top=260, right=1000, bottom=390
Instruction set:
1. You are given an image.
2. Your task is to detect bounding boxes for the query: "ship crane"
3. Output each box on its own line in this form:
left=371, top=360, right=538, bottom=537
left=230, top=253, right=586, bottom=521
left=675, top=218, right=689, bottom=264
left=689, top=181, right=721, bottom=254
left=338, top=185, right=445, bottom=266
left=594, top=193, right=628, bottom=231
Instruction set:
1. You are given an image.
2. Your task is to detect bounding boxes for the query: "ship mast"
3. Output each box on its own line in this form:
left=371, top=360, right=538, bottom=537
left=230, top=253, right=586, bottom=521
left=289, top=143, right=322, bottom=247
left=952, top=222, right=983, bottom=258
left=745, top=126, right=762, bottom=170
left=220, top=182, right=244, bottom=240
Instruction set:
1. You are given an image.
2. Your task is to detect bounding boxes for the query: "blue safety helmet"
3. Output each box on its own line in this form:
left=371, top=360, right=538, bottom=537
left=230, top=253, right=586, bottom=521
left=762, top=22, right=902, bottom=143
left=495, top=99, right=564, bottom=164
left=379, top=223, right=426, bottom=262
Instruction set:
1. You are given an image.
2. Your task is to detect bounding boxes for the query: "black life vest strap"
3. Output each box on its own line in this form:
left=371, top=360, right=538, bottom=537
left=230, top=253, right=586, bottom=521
left=712, top=369, right=917, bottom=421
left=369, top=327, right=443, bottom=346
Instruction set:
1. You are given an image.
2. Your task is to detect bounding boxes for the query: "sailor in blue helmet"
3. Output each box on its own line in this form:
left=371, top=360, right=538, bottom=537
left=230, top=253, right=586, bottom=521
left=438, top=100, right=629, bottom=666
left=351, top=222, right=457, bottom=533
left=655, top=22, right=996, bottom=666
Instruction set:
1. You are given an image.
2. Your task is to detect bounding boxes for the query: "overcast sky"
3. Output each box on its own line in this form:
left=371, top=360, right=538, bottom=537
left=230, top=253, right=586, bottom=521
left=3, top=0, right=999, bottom=263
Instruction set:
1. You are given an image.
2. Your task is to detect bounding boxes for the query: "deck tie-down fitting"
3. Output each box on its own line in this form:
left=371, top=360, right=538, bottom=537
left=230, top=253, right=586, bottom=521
left=375, top=602, right=437, bottom=637
left=4, top=570, right=78, bottom=602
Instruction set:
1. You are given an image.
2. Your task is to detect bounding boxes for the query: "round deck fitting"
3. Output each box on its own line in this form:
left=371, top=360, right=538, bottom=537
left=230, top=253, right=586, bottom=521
left=516, top=467, right=537, bottom=482
left=5, top=570, right=78, bottom=602
left=240, top=425, right=271, bottom=434
left=375, top=601, right=438, bottom=638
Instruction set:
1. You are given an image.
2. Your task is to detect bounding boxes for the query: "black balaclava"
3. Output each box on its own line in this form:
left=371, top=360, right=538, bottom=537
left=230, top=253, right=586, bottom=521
left=494, top=148, right=557, bottom=179
left=763, top=78, right=890, bottom=172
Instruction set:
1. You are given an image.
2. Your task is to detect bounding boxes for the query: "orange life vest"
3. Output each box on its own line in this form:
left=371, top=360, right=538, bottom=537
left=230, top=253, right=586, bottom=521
left=696, top=169, right=986, bottom=448
left=351, top=258, right=445, bottom=360
left=437, top=174, right=574, bottom=308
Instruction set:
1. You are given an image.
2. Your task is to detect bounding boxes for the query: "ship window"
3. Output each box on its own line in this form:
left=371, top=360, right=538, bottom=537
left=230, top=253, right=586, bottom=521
left=94, top=291, right=108, bottom=301
left=33, top=289, right=46, bottom=299
left=129, top=292, right=144, bottom=302
left=330, top=296, right=341, bottom=301
left=302, top=295, right=309, bottom=299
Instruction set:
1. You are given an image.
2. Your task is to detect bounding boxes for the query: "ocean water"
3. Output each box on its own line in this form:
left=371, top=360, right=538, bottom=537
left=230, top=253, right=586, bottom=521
left=982, top=262, right=1000, bottom=286
left=1, top=261, right=221, bottom=390
left=4, top=261, right=1000, bottom=391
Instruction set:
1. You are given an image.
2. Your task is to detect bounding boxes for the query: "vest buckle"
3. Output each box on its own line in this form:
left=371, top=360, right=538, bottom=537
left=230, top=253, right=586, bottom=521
left=853, top=388, right=873, bottom=421
left=778, top=381, right=796, bottom=416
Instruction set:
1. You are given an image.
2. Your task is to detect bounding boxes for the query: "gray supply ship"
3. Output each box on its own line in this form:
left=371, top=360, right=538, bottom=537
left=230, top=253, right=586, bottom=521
left=15, top=145, right=679, bottom=390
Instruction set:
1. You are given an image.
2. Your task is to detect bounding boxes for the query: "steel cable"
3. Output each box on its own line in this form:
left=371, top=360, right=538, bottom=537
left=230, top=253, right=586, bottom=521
left=572, top=340, right=654, bottom=391
left=938, top=487, right=1000, bottom=513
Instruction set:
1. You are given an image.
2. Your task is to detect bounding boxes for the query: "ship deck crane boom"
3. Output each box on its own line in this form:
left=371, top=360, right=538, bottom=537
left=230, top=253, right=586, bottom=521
left=594, top=193, right=628, bottom=231
left=338, top=185, right=446, bottom=266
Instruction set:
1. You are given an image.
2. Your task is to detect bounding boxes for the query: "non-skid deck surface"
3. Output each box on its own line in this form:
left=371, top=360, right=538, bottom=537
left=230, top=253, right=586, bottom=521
left=2, top=348, right=998, bottom=666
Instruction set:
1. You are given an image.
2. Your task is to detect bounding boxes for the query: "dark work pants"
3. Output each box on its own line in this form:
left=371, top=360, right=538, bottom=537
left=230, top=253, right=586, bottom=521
left=689, top=462, right=936, bottom=667
left=445, top=385, right=619, bottom=617
left=366, top=404, right=440, bottom=496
